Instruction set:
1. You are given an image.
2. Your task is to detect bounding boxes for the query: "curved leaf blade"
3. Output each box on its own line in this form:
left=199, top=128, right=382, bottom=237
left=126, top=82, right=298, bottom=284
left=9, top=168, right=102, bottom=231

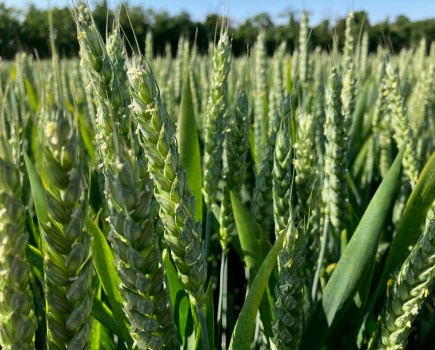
left=194, top=279, right=215, bottom=350
left=178, top=71, right=203, bottom=222
left=24, top=150, right=48, bottom=223
left=86, top=218, right=132, bottom=347
left=90, top=282, right=102, bottom=350
left=378, top=151, right=435, bottom=300
left=230, top=191, right=260, bottom=280
left=301, top=146, right=404, bottom=349
left=164, top=253, right=193, bottom=347
left=228, top=228, right=286, bottom=350
left=230, top=191, right=273, bottom=337
left=26, top=245, right=43, bottom=273
left=324, top=147, right=404, bottom=321
left=91, top=298, right=122, bottom=340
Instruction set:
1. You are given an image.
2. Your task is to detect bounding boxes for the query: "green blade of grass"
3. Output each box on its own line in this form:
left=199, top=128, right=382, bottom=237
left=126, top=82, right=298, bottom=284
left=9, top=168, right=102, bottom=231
left=230, top=191, right=260, bottom=278
left=26, top=207, right=41, bottom=249
left=86, top=218, right=132, bottom=348
left=324, top=147, right=403, bottom=320
left=301, top=146, right=404, bottom=349
left=248, top=127, right=256, bottom=171
left=90, top=279, right=102, bottom=350
left=76, top=111, right=97, bottom=166
left=194, top=279, right=215, bottom=350
left=228, top=228, right=286, bottom=350
left=164, top=253, right=194, bottom=347
left=376, top=151, right=435, bottom=302
left=178, top=71, right=203, bottom=222
left=100, top=326, right=116, bottom=350
left=91, top=298, right=122, bottom=340
left=24, top=78, right=39, bottom=112
left=26, top=244, right=43, bottom=273
left=204, top=279, right=215, bottom=350
left=24, top=150, right=48, bottom=223
left=230, top=191, right=273, bottom=338
left=29, top=273, right=46, bottom=348
left=348, top=81, right=370, bottom=163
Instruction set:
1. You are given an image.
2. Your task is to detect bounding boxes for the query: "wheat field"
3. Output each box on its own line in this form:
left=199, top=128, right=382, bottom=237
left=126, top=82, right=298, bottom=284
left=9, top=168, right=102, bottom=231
left=0, top=5, right=434, bottom=350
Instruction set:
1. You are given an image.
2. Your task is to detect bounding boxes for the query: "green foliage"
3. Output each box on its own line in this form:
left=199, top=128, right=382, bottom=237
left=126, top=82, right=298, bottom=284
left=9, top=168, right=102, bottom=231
left=377, top=152, right=435, bottom=302
left=0, top=6, right=434, bottom=350
left=178, top=71, right=203, bottom=222
left=302, top=147, right=404, bottom=349
left=87, top=219, right=131, bottom=347
left=229, top=220, right=287, bottom=350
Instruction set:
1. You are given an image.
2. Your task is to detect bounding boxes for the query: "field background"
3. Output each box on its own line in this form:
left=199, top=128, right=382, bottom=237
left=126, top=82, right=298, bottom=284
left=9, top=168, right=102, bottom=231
left=0, top=2, right=434, bottom=350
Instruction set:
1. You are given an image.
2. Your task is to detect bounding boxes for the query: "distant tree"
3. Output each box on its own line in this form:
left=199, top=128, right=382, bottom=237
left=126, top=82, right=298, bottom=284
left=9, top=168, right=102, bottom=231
left=413, top=19, right=435, bottom=43
left=0, top=0, right=434, bottom=59
left=370, top=20, right=390, bottom=51
left=20, top=5, right=50, bottom=57
left=390, top=15, right=412, bottom=50
left=281, top=10, right=300, bottom=52
left=252, top=12, right=274, bottom=30
left=92, top=0, right=114, bottom=39
left=312, top=19, right=333, bottom=50
left=0, top=3, right=21, bottom=59
left=204, top=14, right=221, bottom=41
left=51, top=7, right=78, bottom=56
left=152, top=11, right=174, bottom=55
left=233, top=19, right=258, bottom=55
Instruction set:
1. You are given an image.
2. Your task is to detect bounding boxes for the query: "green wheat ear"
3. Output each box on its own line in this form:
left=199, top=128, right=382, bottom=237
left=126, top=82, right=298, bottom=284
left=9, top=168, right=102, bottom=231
left=0, top=157, right=36, bottom=350
left=298, top=11, right=310, bottom=87
left=128, top=59, right=207, bottom=306
left=253, top=125, right=276, bottom=237
left=268, top=42, right=286, bottom=137
left=312, top=60, right=326, bottom=162
left=271, top=224, right=305, bottom=350
left=341, top=11, right=356, bottom=136
left=40, top=107, right=93, bottom=349
left=273, top=96, right=293, bottom=237
left=369, top=222, right=435, bottom=350
left=254, top=29, right=268, bottom=170
left=145, top=30, right=154, bottom=64
left=203, top=29, right=231, bottom=208
left=322, top=66, right=348, bottom=240
left=77, top=8, right=178, bottom=347
left=220, top=89, right=250, bottom=252
left=372, top=59, right=393, bottom=179
left=294, top=112, right=316, bottom=224
left=385, top=62, right=419, bottom=186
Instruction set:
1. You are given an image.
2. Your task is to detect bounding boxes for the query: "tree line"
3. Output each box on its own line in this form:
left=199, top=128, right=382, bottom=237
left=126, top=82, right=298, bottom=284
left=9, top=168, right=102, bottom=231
left=1, top=0, right=434, bottom=60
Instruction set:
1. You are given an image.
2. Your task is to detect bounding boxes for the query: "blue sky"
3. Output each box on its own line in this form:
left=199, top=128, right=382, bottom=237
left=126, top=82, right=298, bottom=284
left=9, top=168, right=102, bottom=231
left=3, top=0, right=435, bottom=25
